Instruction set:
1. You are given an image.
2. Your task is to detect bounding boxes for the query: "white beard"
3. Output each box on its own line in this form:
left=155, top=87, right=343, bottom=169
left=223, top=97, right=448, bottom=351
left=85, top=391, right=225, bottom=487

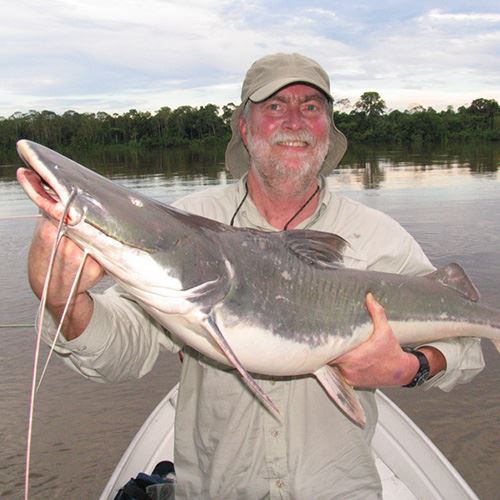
left=246, top=126, right=330, bottom=190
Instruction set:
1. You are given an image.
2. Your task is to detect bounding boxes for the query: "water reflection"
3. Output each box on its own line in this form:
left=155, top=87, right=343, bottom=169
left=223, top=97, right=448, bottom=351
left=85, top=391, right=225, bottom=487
left=1, top=142, right=498, bottom=176
left=2, top=142, right=499, bottom=179
left=2, top=143, right=498, bottom=216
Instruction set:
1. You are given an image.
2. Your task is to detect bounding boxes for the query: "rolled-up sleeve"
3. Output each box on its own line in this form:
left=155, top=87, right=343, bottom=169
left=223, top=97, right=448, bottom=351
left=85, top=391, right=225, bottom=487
left=41, top=285, right=182, bottom=383
left=418, top=337, right=485, bottom=391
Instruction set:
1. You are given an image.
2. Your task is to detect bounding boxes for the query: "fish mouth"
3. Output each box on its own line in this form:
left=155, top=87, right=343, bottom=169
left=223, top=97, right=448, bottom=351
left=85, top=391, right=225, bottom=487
left=16, top=140, right=83, bottom=225
left=36, top=175, right=61, bottom=205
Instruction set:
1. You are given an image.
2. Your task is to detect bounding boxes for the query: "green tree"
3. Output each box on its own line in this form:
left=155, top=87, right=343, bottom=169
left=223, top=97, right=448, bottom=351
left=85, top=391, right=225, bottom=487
left=153, top=106, right=172, bottom=145
left=1, top=95, right=498, bottom=150
left=468, top=98, right=499, bottom=132
left=221, top=103, right=236, bottom=128
left=355, top=92, right=387, bottom=117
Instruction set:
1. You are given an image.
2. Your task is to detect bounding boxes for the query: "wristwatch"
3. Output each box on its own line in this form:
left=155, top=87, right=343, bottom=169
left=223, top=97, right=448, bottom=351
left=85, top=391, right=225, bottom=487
left=402, top=347, right=430, bottom=387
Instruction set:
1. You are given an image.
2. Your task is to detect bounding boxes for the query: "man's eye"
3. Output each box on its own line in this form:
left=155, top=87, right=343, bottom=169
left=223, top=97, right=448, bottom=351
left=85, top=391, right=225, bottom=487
left=306, top=104, right=318, bottom=111
left=269, top=103, right=281, bottom=111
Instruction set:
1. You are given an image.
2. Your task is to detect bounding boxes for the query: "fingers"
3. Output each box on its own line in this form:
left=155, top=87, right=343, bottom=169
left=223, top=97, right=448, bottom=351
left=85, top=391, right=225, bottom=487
left=17, top=168, right=62, bottom=220
left=28, top=218, right=91, bottom=301
left=365, top=293, right=388, bottom=332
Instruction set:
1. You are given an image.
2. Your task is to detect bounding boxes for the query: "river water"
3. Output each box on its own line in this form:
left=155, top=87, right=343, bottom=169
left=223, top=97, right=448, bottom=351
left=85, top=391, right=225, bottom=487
left=0, top=143, right=499, bottom=499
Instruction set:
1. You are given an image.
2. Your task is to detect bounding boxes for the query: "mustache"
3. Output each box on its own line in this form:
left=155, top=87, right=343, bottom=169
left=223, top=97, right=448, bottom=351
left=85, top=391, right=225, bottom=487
left=270, top=131, right=315, bottom=145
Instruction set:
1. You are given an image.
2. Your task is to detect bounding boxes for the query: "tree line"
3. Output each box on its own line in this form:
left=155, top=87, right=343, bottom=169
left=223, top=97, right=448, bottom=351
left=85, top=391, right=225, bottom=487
left=336, top=92, right=499, bottom=144
left=0, top=92, right=498, bottom=150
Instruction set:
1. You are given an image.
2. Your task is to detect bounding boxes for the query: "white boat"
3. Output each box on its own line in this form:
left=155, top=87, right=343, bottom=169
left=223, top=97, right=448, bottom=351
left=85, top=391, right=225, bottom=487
left=100, top=384, right=478, bottom=500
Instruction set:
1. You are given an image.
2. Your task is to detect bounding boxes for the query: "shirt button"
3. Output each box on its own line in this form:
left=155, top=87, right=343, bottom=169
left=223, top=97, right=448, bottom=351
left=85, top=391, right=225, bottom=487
left=276, top=479, right=284, bottom=489
left=271, top=430, right=279, bottom=438
left=270, top=380, right=276, bottom=386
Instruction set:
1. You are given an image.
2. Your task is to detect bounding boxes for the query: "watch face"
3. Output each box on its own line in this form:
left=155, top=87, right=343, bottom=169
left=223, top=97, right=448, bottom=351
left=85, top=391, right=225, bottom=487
left=414, top=366, right=430, bottom=386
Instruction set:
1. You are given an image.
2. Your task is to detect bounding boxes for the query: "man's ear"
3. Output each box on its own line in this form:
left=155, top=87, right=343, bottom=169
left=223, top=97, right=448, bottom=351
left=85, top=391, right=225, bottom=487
left=239, top=116, right=248, bottom=147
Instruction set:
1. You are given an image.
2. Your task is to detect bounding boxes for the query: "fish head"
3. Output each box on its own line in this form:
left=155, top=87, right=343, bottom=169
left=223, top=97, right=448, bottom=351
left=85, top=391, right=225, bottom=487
left=16, top=140, right=229, bottom=303
left=17, top=140, right=89, bottom=226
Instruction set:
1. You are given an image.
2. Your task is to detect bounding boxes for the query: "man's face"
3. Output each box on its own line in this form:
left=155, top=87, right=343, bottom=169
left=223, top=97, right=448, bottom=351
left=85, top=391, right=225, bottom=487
left=240, top=83, right=330, bottom=183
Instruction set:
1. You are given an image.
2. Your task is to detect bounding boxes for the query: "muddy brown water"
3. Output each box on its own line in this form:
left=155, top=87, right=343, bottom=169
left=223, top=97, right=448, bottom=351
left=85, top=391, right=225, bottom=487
left=1, top=144, right=499, bottom=499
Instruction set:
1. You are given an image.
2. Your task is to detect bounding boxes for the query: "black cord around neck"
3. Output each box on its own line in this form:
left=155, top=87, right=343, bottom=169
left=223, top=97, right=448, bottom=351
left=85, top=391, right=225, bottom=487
left=230, top=181, right=320, bottom=230
left=229, top=181, right=249, bottom=226
left=283, top=184, right=320, bottom=230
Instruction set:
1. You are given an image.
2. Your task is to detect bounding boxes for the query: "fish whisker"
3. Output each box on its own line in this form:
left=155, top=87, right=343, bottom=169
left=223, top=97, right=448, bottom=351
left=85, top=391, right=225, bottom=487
left=36, top=249, right=89, bottom=392
left=25, top=188, right=77, bottom=500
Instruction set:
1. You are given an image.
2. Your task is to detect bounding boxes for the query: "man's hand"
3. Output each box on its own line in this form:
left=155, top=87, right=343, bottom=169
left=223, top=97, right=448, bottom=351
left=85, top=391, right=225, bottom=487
left=28, top=216, right=104, bottom=340
left=333, top=293, right=446, bottom=388
left=29, top=217, right=103, bottom=303
left=18, top=166, right=106, bottom=340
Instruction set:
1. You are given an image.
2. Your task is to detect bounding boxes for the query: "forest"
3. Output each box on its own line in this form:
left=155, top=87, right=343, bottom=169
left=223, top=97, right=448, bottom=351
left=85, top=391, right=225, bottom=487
left=0, top=92, right=498, bottom=150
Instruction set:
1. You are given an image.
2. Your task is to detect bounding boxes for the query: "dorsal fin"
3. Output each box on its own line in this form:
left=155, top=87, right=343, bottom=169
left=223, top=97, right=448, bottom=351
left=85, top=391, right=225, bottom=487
left=426, top=263, right=480, bottom=302
left=281, top=230, right=349, bottom=269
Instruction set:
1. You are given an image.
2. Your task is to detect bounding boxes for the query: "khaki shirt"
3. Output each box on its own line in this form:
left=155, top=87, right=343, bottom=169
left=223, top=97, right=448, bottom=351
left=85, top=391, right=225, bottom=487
left=44, top=176, right=485, bottom=499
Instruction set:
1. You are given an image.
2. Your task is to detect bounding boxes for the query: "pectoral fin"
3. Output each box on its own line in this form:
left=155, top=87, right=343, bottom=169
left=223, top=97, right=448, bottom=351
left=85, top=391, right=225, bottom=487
left=204, top=316, right=281, bottom=421
left=314, top=365, right=366, bottom=428
left=281, top=230, right=349, bottom=269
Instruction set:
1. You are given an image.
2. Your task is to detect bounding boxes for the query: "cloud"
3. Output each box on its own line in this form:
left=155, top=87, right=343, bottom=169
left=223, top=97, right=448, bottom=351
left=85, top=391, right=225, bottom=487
left=330, top=6, right=500, bottom=105
left=426, top=9, right=500, bottom=23
left=1, top=1, right=499, bottom=116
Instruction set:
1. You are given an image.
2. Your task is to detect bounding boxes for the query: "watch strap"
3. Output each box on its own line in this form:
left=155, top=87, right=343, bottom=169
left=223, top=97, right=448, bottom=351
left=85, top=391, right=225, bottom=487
left=402, top=347, right=430, bottom=387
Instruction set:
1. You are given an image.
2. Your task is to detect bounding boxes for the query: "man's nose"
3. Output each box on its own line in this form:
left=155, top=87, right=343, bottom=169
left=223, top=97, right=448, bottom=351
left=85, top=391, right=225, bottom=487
left=282, top=106, right=303, bottom=130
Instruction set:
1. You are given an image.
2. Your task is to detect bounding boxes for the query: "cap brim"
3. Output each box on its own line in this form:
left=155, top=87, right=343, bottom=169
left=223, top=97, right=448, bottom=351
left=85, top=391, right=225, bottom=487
left=249, top=78, right=333, bottom=102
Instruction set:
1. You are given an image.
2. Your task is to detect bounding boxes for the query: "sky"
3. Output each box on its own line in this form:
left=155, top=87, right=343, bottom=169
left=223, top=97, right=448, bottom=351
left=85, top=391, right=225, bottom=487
left=1, top=0, right=499, bottom=117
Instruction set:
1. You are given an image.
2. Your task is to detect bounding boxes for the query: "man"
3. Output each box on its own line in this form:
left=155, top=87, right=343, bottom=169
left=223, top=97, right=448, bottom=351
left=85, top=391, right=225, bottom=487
left=29, top=53, right=484, bottom=499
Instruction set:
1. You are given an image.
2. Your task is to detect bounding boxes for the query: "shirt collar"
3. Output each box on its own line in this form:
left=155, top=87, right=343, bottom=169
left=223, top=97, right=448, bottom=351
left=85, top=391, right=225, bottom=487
left=233, top=175, right=330, bottom=231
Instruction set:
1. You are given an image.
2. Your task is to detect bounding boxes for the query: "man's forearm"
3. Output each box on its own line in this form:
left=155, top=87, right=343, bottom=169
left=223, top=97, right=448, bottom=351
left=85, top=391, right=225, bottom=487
left=48, top=292, right=94, bottom=341
left=418, top=346, right=447, bottom=378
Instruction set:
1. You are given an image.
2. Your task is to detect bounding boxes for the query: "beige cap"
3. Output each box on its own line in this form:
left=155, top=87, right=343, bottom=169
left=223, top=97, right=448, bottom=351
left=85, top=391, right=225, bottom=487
left=225, top=53, right=348, bottom=178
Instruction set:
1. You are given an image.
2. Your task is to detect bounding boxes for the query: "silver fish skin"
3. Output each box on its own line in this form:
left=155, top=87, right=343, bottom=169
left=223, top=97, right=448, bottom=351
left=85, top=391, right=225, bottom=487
left=16, top=140, right=500, bottom=426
